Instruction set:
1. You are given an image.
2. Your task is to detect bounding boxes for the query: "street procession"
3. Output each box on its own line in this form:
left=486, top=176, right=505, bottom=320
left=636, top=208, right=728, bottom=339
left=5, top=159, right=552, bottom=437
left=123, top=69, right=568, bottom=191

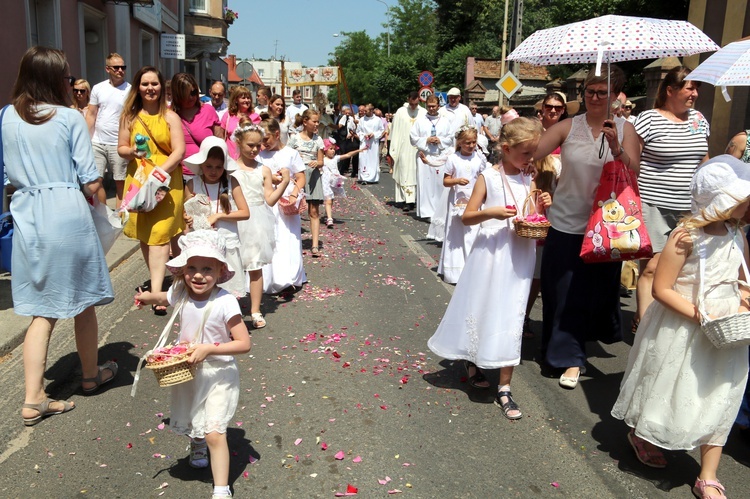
left=2, top=0, right=750, bottom=497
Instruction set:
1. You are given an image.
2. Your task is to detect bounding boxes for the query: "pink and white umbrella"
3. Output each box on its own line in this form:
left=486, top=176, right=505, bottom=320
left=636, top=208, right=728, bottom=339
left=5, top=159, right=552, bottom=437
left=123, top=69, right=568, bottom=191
left=508, top=14, right=719, bottom=76
left=687, top=39, right=750, bottom=101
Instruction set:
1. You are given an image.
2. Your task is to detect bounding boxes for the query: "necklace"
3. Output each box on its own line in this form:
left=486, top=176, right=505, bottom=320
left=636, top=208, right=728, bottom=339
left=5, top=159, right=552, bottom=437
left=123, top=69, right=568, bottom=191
left=203, top=178, right=221, bottom=214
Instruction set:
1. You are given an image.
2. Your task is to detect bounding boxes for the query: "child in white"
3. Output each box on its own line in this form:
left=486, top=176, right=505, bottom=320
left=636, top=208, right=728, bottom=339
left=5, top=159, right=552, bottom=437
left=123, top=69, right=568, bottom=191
left=183, top=136, right=249, bottom=299
left=257, top=118, right=307, bottom=294
left=427, top=118, right=551, bottom=420
left=612, top=156, right=750, bottom=498
left=438, top=126, right=487, bottom=284
left=232, top=119, right=290, bottom=328
left=321, top=137, right=365, bottom=228
left=136, top=230, right=251, bottom=499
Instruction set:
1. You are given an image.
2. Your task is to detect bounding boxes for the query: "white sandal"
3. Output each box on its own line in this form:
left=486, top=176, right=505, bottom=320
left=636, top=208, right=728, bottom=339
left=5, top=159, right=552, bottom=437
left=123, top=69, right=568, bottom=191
left=250, top=312, right=266, bottom=329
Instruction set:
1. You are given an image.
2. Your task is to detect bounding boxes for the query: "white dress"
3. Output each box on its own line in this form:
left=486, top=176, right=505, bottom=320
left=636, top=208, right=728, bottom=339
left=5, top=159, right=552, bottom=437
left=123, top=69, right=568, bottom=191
left=232, top=166, right=276, bottom=271
left=168, top=287, right=241, bottom=438
left=427, top=168, right=536, bottom=368
left=186, top=177, right=246, bottom=298
left=612, top=227, right=749, bottom=450
left=437, top=151, right=487, bottom=284
left=356, top=115, right=385, bottom=183
left=257, top=147, right=307, bottom=293
left=322, top=156, right=347, bottom=200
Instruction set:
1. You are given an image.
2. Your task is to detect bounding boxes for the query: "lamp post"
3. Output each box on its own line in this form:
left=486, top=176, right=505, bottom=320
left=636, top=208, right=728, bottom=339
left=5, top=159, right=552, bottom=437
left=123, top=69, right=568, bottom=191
left=375, top=0, right=391, bottom=58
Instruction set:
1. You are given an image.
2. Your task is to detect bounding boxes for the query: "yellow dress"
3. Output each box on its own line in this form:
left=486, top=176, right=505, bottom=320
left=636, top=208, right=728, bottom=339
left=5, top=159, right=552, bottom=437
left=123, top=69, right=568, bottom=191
left=123, top=111, right=184, bottom=245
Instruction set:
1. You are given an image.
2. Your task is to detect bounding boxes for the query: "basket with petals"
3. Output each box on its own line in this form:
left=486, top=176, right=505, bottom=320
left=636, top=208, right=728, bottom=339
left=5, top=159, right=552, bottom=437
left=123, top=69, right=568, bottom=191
left=145, top=342, right=195, bottom=387
left=278, top=195, right=308, bottom=216
left=699, top=281, right=750, bottom=350
left=513, top=189, right=551, bottom=239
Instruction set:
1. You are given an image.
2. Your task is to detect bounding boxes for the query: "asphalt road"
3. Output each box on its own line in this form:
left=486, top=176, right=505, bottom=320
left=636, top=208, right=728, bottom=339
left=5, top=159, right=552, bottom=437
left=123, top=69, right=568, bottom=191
left=0, top=164, right=748, bottom=498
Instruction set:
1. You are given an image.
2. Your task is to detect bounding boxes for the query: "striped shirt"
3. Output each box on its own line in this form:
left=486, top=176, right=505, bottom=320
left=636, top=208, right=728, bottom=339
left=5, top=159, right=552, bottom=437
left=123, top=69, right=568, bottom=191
left=635, top=108, right=709, bottom=211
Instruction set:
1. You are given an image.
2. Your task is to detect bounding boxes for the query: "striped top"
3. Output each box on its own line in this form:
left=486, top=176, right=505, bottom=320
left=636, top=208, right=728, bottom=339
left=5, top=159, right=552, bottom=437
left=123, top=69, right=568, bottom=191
left=635, top=108, right=710, bottom=211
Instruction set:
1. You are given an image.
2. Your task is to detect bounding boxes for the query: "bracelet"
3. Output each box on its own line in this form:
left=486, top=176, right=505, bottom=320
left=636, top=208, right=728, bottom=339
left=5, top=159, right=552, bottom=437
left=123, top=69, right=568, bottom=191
left=612, top=145, right=624, bottom=157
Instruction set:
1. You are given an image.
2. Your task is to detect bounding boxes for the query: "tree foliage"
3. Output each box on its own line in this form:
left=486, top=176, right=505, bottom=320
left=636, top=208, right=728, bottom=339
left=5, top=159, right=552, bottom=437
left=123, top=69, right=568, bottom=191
left=328, top=0, right=691, bottom=107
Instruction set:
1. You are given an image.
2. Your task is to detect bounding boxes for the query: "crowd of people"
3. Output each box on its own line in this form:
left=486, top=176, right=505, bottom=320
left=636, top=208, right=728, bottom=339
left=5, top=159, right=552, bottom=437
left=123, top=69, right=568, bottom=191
left=3, top=46, right=750, bottom=498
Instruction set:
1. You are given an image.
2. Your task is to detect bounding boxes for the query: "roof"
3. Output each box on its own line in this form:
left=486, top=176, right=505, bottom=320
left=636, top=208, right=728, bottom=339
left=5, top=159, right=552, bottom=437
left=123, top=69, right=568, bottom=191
left=472, top=58, right=549, bottom=81
left=224, top=55, right=265, bottom=85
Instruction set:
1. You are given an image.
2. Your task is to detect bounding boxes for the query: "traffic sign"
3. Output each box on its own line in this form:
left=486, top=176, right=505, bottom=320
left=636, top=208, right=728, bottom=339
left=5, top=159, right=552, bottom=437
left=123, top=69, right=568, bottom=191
left=418, top=70, right=434, bottom=87
left=418, top=86, right=434, bottom=102
left=235, top=60, right=254, bottom=80
left=497, top=71, right=522, bottom=100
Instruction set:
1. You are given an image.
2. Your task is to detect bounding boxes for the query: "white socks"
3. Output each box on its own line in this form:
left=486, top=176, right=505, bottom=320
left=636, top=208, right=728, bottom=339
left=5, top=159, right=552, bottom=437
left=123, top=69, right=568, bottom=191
left=213, top=485, right=231, bottom=496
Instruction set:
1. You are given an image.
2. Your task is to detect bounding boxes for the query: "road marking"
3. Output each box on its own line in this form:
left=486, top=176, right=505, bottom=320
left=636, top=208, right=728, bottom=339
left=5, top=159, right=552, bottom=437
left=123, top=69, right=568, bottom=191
left=358, top=186, right=391, bottom=216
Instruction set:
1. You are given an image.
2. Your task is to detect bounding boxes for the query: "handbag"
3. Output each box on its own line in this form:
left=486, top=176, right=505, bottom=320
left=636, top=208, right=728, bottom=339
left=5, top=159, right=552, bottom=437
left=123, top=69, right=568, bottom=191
left=89, top=197, right=128, bottom=254
left=580, top=160, right=653, bottom=263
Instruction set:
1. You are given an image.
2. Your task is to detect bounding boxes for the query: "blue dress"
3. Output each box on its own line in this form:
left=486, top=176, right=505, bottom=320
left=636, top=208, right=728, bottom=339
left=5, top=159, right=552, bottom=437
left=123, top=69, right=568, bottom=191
left=2, top=105, right=113, bottom=318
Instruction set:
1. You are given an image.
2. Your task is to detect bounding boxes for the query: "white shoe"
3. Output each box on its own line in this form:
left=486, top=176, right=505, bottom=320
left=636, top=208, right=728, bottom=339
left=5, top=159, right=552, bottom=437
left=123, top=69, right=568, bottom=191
left=211, top=495, right=232, bottom=499
left=559, top=369, right=581, bottom=389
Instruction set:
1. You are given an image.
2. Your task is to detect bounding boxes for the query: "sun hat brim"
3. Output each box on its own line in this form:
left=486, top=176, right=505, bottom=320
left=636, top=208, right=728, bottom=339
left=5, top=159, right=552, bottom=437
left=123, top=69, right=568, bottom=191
left=183, top=136, right=228, bottom=176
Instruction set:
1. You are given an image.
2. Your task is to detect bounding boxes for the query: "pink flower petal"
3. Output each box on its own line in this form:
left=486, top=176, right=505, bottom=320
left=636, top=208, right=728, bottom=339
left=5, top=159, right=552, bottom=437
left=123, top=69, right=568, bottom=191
left=352, top=456, right=362, bottom=463
left=294, top=438, right=303, bottom=446
left=334, top=450, right=345, bottom=460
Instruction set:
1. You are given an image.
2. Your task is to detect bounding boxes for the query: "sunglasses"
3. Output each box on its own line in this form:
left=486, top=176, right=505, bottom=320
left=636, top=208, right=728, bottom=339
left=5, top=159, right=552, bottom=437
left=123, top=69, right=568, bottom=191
left=108, top=65, right=126, bottom=71
left=584, top=88, right=609, bottom=99
left=544, top=104, right=564, bottom=111
left=624, top=106, right=632, bottom=110
left=63, top=76, right=76, bottom=86
left=190, top=89, right=198, bottom=97
left=73, top=89, right=87, bottom=94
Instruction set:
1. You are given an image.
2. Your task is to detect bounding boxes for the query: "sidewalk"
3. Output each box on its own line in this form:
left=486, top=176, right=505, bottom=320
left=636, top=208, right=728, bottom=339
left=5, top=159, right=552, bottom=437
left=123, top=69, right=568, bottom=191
left=0, top=224, right=139, bottom=357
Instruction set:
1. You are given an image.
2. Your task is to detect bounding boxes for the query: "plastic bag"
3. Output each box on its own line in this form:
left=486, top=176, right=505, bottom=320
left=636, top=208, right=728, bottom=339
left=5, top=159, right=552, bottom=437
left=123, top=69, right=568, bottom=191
left=120, top=159, right=171, bottom=213
left=89, top=197, right=128, bottom=255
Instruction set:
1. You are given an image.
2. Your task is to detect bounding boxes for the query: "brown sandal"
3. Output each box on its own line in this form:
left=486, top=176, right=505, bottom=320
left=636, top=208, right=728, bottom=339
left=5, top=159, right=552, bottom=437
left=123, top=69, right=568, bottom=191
left=631, top=316, right=640, bottom=334
left=22, top=398, right=75, bottom=426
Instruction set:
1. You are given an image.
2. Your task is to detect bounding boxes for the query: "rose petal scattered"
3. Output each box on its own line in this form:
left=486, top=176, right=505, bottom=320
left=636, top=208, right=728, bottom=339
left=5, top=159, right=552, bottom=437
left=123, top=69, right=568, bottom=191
left=352, top=456, right=362, bottom=463
left=334, top=450, right=345, bottom=460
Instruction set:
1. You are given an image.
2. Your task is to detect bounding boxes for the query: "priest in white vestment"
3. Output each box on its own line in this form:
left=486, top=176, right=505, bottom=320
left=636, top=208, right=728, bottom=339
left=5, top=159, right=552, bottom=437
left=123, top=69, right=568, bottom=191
left=356, top=104, right=385, bottom=184
left=389, top=91, right=426, bottom=210
left=410, top=95, right=453, bottom=220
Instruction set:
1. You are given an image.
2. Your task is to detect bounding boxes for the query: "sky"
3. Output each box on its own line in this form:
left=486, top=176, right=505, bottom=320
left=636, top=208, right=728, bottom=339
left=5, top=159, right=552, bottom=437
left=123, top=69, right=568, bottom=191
left=226, top=0, right=390, bottom=67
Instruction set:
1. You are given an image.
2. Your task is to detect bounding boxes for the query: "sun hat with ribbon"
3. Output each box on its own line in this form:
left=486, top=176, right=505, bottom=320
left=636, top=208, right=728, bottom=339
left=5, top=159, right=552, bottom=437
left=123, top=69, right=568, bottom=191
left=501, top=108, right=520, bottom=126
left=691, top=154, right=750, bottom=221
left=183, top=136, right=236, bottom=175
left=323, top=137, right=338, bottom=151
left=166, top=230, right=236, bottom=283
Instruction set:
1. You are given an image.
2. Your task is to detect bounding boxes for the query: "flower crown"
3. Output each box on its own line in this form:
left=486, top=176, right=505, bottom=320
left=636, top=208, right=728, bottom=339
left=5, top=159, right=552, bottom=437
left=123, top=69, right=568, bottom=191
left=454, top=124, right=476, bottom=139
left=233, top=124, right=266, bottom=139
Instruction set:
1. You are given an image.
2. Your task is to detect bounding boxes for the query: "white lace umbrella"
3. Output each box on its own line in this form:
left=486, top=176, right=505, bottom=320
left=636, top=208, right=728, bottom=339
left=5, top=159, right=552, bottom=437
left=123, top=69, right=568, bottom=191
left=508, top=14, right=719, bottom=77
left=687, top=39, right=750, bottom=101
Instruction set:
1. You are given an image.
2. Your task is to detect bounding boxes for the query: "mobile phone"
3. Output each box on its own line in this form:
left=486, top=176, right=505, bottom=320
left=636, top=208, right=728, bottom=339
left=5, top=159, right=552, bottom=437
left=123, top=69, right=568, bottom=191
left=603, top=122, right=613, bottom=128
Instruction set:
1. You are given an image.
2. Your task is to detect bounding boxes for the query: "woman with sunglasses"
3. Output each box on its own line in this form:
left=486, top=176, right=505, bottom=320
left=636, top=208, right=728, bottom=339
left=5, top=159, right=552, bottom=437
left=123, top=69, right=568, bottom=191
left=631, top=66, right=709, bottom=334
left=220, top=86, right=261, bottom=159
left=71, top=79, right=91, bottom=119
left=533, top=65, right=640, bottom=390
left=3, top=47, right=118, bottom=425
left=170, top=73, right=222, bottom=182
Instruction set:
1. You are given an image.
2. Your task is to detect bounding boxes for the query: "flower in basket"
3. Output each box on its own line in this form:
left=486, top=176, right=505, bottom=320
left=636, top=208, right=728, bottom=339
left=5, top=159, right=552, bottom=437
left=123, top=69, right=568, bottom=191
left=517, top=213, right=549, bottom=224
left=147, top=342, right=193, bottom=364
left=224, top=7, right=239, bottom=24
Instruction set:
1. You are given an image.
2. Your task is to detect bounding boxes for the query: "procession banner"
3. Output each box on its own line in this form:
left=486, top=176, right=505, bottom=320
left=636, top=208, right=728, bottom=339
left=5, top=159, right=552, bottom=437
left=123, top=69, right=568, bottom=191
left=285, top=67, right=339, bottom=86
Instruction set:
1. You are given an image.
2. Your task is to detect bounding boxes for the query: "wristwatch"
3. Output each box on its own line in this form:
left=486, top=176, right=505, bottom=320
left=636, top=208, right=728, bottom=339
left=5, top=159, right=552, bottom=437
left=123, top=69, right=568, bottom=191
left=613, top=145, right=624, bottom=157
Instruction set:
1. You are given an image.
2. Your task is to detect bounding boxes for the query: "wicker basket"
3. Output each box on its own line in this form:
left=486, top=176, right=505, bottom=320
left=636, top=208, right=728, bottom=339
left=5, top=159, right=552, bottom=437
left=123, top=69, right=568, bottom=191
left=145, top=355, right=195, bottom=387
left=278, top=196, right=308, bottom=216
left=513, top=189, right=550, bottom=239
left=701, top=311, right=750, bottom=350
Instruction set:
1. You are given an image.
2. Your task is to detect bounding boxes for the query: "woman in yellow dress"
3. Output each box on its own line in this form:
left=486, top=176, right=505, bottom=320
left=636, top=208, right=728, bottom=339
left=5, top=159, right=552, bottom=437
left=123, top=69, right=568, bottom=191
left=118, top=66, right=185, bottom=314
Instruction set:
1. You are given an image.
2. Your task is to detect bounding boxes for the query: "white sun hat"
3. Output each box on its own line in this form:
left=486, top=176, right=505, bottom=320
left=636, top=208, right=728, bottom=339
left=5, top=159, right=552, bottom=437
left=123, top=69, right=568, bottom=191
left=691, top=154, right=750, bottom=221
left=183, top=136, right=236, bottom=175
left=165, top=230, right=235, bottom=283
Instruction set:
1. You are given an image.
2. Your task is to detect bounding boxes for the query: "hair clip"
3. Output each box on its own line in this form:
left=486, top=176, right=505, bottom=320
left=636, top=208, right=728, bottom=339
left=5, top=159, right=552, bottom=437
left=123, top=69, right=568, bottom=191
left=454, top=124, right=475, bottom=138
left=233, top=124, right=266, bottom=138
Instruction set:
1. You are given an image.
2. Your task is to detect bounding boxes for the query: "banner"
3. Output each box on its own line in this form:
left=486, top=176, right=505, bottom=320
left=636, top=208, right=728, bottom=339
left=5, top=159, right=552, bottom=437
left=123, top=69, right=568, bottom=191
left=285, top=66, right=339, bottom=86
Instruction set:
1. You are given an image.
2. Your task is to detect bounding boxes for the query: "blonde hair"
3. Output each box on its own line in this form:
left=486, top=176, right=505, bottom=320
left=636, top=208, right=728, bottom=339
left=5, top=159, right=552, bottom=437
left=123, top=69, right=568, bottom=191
left=455, top=126, right=478, bottom=144
left=499, top=117, right=543, bottom=149
left=680, top=203, right=746, bottom=230
left=534, top=156, right=557, bottom=194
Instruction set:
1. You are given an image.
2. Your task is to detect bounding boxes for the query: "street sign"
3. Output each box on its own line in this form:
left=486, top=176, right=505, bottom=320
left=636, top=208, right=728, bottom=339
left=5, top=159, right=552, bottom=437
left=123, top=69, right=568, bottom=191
left=497, top=71, right=522, bottom=100
left=235, top=61, right=254, bottom=80
left=418, top=86, right=434, bottom=102
left=436, top=92, right=447, bottom=107
left=418, top=70, right=434, bottom=87
left=160, top=34, right=185, bottom=60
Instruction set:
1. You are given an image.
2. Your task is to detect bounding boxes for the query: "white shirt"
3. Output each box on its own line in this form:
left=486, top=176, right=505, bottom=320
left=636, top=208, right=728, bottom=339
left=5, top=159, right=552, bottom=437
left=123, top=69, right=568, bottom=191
left=90, top=80, right=131, bottom=145
left=472, top=113, right=485, bottom=134
left=439, top=103, right=473, bottom=137
left=285, top=102, right=308, bottom=127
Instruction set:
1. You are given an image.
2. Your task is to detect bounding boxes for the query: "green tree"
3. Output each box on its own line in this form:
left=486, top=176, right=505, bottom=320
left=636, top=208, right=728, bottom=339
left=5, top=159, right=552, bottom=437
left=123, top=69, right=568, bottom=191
left=435, top=43, right=476, bottom=90
left=372, top=54, right=420, bottom=112
left=328, top=31, right=381, bottom=105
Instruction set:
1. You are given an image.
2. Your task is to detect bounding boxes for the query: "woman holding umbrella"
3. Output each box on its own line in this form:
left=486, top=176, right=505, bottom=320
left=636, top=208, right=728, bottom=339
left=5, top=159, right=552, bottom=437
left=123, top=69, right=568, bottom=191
left=534, top=65, right=640, bottom=389
left=632, top=66, right=709, bottom=332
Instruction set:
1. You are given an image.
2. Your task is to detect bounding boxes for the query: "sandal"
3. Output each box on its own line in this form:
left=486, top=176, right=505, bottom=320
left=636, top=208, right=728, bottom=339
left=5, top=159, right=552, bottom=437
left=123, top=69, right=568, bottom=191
left=189, top=438, right=209, bottom=469
left=250, top=312, right=266, bottom=329
left=494, top=390, right=523, bottom=420
left=152, top=304, right=168, bottom=316
left=82, top=360, right=118, bottom=394
left=522, top=316, right=534, bottom=338
left=627, top=429, right=667, bottom=468
left=326, top=218, right=334, bottom=229
left=693, top=478, right=726, bottom=498
left=22, top=397, right=75, bottom=426
left=311, top=247, right=320, bottom=258
left=464, top=360, right=490, bottom=389
left=631, top=316, right=640, bottom=334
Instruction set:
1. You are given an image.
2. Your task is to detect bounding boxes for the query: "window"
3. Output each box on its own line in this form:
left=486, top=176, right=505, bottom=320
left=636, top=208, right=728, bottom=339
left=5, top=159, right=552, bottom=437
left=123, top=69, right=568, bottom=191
left=189, top=0, right=207, bottom=14
left=140, top=31, right=154, bottom=67
left=258, top=69, right=264, bottom=77
left=28, top=0, right=61, bottom=48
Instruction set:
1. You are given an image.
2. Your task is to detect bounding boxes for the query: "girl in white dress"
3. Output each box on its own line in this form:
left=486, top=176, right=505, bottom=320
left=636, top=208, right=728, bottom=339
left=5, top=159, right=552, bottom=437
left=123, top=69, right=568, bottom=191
left=232, top=119, right=291, bottom=328
left=258, top=118, right=308, bottom=295
left=321, top=137, right=365, bottom=228
left=135, top=230, right=251, bottom=499
left=183, top=136, right=249, bottom=299
left=428, top=117, right=551, bottom=420
left=611, top=157, right=750, bottom=499
left=438, top=126, right=487, bottom=284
